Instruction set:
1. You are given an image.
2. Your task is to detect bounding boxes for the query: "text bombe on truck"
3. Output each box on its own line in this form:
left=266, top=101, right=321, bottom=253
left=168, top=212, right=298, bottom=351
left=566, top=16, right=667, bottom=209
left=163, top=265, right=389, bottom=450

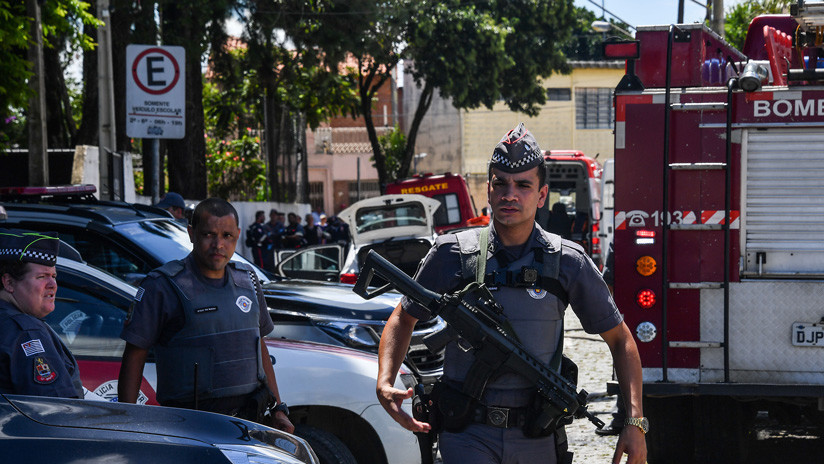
left=537, top=150, right=603, bottom=267
left=385, top=172, right=487, bottom=234
left=610, top=4, right=824, bottom=463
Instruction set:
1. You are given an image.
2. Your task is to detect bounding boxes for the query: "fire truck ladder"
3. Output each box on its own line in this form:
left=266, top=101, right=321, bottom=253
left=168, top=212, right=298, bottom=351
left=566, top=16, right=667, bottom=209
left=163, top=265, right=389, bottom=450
left=659, top=25, right=733, bottom=383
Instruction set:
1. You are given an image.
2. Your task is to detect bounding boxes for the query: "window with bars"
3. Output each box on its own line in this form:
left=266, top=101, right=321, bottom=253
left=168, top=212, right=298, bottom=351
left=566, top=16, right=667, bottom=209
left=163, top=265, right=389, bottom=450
left=575, top=88, right=614, bottom=129
left=348, top=181, right=381, bottom=206
left=309, top=182, right=324, bottom=213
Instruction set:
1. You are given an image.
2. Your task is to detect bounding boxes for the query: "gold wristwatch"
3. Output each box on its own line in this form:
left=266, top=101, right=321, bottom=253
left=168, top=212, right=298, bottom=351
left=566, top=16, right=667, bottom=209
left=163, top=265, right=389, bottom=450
left=624, top=417, right=649, bottom=434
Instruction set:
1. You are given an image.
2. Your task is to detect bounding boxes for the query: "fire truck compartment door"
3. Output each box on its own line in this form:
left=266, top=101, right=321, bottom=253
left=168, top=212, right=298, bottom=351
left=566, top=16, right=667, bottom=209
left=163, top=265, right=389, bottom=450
left=740, top=128, right=824, bottom=277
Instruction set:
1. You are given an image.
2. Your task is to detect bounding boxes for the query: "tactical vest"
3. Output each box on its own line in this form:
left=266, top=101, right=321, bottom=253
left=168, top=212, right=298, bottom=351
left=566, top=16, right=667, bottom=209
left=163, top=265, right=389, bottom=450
left=153, top=259, right=265, bottom=404
left=445, top=225, right=568, bottom=407
left=0, top=303, right=83, bottom=398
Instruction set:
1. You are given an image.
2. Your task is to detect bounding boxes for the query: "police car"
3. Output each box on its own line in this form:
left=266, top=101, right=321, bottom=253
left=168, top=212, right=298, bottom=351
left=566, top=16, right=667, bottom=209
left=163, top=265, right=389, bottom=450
left=0, top=185, right=446, bottom=387
left=0, top=391, right=318, bottom=463
left=49, top=254, right=423, bottom=464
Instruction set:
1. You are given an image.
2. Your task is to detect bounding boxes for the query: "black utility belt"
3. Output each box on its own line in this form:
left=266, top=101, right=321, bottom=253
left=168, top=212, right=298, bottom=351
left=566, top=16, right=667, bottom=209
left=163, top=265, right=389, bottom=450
left=471, top=404, right=530, bottom=429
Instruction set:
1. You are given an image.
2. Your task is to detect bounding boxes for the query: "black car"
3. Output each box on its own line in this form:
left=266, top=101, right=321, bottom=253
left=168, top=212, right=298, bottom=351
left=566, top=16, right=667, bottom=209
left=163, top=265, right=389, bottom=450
left=0, top=185, right=445, bottom=384
left=0, top=393, right=317, bottom=463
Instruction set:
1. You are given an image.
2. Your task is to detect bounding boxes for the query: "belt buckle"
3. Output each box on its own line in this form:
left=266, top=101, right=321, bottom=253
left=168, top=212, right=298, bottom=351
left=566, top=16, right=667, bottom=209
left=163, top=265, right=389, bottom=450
left=487, top=406, right=510, bottom=428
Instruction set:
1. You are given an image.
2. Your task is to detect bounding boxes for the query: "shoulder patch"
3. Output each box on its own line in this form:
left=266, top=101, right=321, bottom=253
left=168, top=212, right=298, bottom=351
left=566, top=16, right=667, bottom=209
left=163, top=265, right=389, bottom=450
left=134, top=287, right=145, bottom=302
left=21, top=339, right=45, bottom=356
left=33, top=356, right=57, bottom=384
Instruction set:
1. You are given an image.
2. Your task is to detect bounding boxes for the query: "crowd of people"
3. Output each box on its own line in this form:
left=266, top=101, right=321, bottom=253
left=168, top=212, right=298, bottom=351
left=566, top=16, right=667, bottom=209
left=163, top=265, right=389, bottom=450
left=245, top=208, right=350, bottom=272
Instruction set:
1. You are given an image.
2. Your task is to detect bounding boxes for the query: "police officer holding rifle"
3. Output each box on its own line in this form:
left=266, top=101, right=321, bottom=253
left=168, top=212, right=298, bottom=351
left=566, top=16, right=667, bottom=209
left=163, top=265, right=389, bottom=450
left=373, top=124, right=646, bottom=464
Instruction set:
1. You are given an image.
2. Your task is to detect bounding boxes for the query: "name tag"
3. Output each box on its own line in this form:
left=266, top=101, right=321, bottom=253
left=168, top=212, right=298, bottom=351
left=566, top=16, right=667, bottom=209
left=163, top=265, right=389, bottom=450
left=195, top=306, right=218, bottom=314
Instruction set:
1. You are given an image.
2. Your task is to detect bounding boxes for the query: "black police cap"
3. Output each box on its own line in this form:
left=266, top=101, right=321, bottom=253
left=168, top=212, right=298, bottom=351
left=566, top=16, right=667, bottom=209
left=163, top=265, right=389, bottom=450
left=489, top=123, right=544, bottom=173
left=0, top=229, right=59, bottom=266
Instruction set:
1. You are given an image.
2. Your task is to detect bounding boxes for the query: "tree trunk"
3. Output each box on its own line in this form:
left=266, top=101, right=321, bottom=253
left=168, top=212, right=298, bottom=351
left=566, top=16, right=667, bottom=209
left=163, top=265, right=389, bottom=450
left=161, top=2, right=207, bottom=199
left=398, top=82, right=434, bottom=179
left=43, top=42, right=75, bottom=148
left=111, top=0, right=132, bottom=153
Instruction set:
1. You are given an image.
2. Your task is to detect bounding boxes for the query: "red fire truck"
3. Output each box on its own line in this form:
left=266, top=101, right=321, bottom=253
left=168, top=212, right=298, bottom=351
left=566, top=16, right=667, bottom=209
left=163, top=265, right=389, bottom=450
left=386, top=172, right=487, bottom=233
left=610, top=5, right=824, bottom=462
left=538, top=150, right=603, bottom=267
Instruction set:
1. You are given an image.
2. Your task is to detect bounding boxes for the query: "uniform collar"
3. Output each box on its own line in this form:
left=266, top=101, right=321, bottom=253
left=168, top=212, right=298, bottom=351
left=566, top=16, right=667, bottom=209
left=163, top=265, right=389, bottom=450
left=487, top=222, right=548, bottom=256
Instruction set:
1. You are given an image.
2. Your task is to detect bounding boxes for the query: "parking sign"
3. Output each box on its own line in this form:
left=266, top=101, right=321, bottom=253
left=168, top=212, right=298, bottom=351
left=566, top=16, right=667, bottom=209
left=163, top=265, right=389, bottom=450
left=126, top=45, right=186, bottom=139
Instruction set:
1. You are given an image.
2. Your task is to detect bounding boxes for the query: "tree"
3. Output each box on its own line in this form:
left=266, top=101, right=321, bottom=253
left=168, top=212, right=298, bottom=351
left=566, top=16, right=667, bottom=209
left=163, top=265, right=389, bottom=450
left=0, top=0, right=99, bottom=152
left=284, top=0, right=577, bottom=191
left=725, top=0, right=791, bottom=51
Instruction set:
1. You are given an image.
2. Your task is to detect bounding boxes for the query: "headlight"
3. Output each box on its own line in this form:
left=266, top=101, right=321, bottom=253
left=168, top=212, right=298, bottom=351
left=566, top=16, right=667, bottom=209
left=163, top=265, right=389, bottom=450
left=218, top=444, right=316, bottom=464
left=316, top=321, right=383, bottom=348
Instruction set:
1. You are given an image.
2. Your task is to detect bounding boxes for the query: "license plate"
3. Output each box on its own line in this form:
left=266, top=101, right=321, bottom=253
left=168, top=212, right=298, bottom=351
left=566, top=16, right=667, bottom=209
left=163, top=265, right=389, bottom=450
left=792, top=322, right=824, bottom=346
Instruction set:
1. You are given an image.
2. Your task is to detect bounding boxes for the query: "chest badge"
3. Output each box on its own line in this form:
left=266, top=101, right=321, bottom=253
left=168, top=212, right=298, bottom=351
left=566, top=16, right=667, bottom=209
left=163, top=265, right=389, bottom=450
left=33, top=357, right=57, bottom=384
left=236, top=295, right=253, bottom=313
left=527, top=288, right=547, bottom=300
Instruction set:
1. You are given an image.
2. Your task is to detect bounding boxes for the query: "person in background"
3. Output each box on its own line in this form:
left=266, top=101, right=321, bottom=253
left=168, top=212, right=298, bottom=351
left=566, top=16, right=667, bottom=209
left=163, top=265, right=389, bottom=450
left=304, top=214, right=322, bottom=246
left=156, top=192, right=187, bottom=222
left=118, top=198, right=293, bottom=432
left=262, top=209, right=285, bottom=271
left=282, top=213, right=306, bottom=249
left=0, top=229, right=83, bottom=398
left=245, top=211, right=268, bottom=268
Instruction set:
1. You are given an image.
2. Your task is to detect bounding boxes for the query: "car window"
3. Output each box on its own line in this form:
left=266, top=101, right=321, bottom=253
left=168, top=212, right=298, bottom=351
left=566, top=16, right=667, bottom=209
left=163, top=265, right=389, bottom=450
left=281, top=246, right=340, bottom=272
left=47, top=268, right=130, bottom=359
left=114, top=220, right=192, bottom=263
left=432, top=193, right=461, bottom=226
left=355, top=203, right=427, bottom=233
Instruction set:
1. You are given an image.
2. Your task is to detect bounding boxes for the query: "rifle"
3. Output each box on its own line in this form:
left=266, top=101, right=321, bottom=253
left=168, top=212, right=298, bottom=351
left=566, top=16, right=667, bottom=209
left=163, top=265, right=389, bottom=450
left=354, top=250, right=605, bottom=433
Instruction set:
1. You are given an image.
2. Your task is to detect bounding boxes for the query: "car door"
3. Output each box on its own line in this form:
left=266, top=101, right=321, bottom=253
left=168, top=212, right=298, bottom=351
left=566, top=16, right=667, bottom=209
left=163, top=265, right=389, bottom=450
left=276, top=244, right=343, bottom=281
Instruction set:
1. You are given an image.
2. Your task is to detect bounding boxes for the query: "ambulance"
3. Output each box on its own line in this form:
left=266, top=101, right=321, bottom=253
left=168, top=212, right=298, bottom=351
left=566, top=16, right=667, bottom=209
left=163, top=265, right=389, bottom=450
left=385, top=172, right=487, bottom=233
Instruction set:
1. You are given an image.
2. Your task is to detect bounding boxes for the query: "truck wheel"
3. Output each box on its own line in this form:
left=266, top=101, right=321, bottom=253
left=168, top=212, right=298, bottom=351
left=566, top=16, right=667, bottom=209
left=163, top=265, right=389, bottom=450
left=294, top=424, right=357, bottom=464
left=693, top=396, right=749, bottom=464
left=645, top=396, right=695, bottom=464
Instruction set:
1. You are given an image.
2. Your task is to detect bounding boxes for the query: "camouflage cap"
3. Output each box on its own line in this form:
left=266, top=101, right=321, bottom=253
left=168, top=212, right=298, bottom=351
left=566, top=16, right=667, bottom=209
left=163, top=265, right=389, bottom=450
left=0, top=229, right=59, bottom=266
left=489, top=123, right=544, bottom=173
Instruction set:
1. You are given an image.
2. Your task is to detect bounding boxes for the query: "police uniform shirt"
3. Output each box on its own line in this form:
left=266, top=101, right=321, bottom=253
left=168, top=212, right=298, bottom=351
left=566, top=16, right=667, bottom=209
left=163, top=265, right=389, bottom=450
left=0, top=299, right=83, bottom=398
left=403, top=222, right=622, bottom=336
left=120, top=254, right=274, bottom=352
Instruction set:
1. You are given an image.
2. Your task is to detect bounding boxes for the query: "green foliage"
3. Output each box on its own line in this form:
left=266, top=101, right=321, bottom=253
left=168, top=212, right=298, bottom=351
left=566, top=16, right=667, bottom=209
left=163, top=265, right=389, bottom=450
left=205, top=130, right=268, bottom=201
left=725, top=0, right=791, bottom=51
left=560, top=7, right=632, bottom=61
left=0, top=0, right=99, bottom=153
left=375, top=125, right=406, bottom=182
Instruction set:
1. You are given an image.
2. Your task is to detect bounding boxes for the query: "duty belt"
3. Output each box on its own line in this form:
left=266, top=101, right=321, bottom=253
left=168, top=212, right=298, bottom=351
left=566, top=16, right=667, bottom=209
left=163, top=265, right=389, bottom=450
left=472, top=404, right=529, bottom=429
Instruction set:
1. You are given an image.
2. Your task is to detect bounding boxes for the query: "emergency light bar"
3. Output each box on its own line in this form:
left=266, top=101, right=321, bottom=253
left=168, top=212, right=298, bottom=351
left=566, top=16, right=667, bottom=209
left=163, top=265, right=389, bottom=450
left=603, top=40, right=640, bottom=60
left=0, top=185, right=97, bottom=196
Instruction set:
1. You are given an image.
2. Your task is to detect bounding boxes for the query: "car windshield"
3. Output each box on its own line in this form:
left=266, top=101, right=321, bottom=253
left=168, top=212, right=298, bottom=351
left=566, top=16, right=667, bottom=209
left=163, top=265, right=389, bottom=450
left=113, top=219, right=270, bottom=281
left=355, top=203, right=427, bottom=233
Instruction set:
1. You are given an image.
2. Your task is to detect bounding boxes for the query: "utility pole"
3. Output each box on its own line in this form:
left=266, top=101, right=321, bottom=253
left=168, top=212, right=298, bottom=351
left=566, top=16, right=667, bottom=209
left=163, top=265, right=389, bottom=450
left=97, top=0, right=117, bottom=199
left=710, top=0, right=725, bottom=37
left=26, top=0, right=48, bottom=186
left=678, top=0, right=685, bottom=23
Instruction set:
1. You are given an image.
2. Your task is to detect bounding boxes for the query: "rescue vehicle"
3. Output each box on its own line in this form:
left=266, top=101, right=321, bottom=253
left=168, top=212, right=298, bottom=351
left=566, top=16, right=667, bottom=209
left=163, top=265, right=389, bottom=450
left=609, top=4, right=824, bottom=462
left=385, top=172, right=487, bottom=233
left=537, top=150, right=603, bottom=267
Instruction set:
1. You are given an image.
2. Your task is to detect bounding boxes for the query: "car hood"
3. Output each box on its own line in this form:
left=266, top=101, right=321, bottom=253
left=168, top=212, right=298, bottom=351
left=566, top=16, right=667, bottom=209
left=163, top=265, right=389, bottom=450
left=4, top=394, right=313, bottom=460
left=262, top=278, right=401, bottom=320
left=339, top=194, right=440, bottom=246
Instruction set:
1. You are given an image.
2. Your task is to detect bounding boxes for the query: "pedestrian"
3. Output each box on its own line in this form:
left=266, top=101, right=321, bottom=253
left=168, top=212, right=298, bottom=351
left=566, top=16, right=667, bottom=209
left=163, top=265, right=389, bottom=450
left=245, top=211, right=268, bottom=268
left=0, top=229, right=83, bottom=398
left=376, top=123, right=647, bottom=464
left=117, top=198, right=294, bottom=432
left=281, top=213, right=306, bottom=249
left=155, top=192, right=187, bottom=222
left=262, top=209, right=285, bottom=271
left=304, top=214, right=322, bottom=246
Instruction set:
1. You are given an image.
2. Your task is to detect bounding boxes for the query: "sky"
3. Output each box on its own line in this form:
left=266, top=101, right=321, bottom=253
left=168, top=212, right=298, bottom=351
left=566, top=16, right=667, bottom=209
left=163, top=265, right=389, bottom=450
left=573, top=0, right=745, bottom=33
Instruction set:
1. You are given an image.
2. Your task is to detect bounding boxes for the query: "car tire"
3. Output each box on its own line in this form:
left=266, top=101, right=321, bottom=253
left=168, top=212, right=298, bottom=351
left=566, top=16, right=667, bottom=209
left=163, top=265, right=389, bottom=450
left=294, top=424, right=357, bottom=464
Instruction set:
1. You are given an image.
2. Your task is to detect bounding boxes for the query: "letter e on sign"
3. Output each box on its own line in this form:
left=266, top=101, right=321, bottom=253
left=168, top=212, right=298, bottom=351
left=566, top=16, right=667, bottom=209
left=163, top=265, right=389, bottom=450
left=126, top=45, right=186, bottom=139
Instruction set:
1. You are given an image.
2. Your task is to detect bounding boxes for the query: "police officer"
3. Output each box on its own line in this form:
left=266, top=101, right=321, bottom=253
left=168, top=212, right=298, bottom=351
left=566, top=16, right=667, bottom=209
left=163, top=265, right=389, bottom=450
left=376, top=124, right=647, bottom=464
left=118, top=198, right=294, bottom=433
left=0, top=229, right=83, bottom=398
left=246, top=210, right=268, bottom=268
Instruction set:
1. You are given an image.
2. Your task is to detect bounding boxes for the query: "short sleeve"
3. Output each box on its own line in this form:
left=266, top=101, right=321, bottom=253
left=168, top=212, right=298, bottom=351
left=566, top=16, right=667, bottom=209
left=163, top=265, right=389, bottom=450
left=560, top=243, right=623, bottom=335
left=401, top=237, right=463, bottom=320
left=120, top=274, right=182, bottom=349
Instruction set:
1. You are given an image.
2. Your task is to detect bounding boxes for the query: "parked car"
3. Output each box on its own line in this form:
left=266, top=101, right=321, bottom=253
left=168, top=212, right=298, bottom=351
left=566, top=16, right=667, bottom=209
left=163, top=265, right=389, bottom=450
left=0, top=185, right=446, bottom=386
left=0, top=392, right=318, bottom=464
left=276, top=194, right=440, bottom=285
left=49, top=254, right=425, bottom=464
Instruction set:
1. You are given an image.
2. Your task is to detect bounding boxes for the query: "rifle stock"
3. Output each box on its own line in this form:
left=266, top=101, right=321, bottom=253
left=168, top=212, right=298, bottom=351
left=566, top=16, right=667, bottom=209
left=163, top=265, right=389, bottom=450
left=354, top=250, right=605, bottom=430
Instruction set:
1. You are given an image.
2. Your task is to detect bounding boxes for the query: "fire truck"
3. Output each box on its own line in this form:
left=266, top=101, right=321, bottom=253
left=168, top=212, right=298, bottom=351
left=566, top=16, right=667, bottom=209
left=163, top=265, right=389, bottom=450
left=385, top=172, right=487, bottom=233
left=537, top=150, right=603, bottom=267
left=609, top=5, right=824, bottom=462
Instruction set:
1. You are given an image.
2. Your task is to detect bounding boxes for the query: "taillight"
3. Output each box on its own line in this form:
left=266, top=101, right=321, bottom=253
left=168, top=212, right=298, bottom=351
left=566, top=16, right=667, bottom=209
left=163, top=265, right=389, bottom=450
left=591, top=222, right=601, bottom=254
left=636, top=289, right=656, bottom=309
left=340, top=273, right=358, bottom=284
left=636, top=256, right=657, bottom=276
left=635, top=229, right=655, bottom=245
